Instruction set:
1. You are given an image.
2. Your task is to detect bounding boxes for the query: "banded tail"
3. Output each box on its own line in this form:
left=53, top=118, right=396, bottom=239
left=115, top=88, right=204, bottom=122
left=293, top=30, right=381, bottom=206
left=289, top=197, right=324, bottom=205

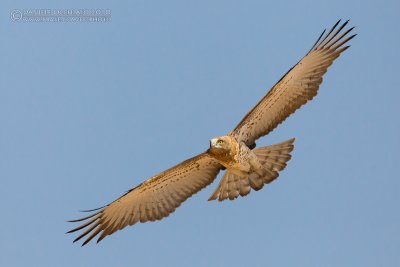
left=208, top=138, right=295, bottom=201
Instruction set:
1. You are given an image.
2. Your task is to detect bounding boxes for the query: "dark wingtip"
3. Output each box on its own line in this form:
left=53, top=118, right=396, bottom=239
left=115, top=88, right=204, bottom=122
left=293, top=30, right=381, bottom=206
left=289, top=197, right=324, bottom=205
left=67, top=211, right=101, bottom=222
left=339, top=45, right=351, bottom=52
left=96, top=233, right=107, bottom=244
left=347, top=34, right=357, bottom=43
left=79, top=206, right=105, bottom=213
left=308, top=28, right=326, bottom=53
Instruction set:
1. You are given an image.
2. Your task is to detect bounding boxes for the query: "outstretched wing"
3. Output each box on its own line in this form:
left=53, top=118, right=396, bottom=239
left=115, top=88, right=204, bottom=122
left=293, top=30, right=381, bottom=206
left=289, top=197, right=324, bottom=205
left=68, top=152, right=222, bottom=246
left=231, top=20, right=356, bottom=146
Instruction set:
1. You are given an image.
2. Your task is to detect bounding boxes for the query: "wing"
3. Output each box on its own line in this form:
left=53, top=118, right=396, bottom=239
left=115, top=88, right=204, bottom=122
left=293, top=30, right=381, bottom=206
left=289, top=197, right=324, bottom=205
left=231, top=20, right=356, bottom=146
left=68, top=152, right=222, bottom=246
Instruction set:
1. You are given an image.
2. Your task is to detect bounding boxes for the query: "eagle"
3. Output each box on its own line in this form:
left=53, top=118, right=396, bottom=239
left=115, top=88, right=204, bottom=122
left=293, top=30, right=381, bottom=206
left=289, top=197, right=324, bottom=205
left=68, top=20, right=356, bottom=246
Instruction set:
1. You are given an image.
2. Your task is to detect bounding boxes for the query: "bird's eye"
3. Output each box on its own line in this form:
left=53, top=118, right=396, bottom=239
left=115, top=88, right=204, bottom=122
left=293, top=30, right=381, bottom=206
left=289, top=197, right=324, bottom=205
left=217, top=139, right=223, bottom=145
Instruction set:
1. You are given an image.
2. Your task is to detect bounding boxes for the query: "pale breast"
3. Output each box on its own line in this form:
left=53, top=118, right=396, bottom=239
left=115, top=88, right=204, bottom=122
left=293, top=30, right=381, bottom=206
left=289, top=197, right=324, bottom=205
left=209, top=136, right=256, bottom=176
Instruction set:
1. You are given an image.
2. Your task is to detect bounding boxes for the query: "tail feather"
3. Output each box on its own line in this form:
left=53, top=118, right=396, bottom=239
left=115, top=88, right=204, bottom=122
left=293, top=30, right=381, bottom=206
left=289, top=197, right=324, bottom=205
left=208, top=138, right=295, bottom=201
left=253, top=138, right=294, bottom=184
left=248, top=173, right=264, bottom=191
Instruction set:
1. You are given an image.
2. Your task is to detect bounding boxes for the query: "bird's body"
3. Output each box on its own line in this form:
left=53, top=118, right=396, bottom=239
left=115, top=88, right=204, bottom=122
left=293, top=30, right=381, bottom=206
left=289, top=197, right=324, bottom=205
left=68, top=20, right=356, bottom=246
left=209, top=136, right=251, bottom=176
left=208, top=135, right=294, bottom=201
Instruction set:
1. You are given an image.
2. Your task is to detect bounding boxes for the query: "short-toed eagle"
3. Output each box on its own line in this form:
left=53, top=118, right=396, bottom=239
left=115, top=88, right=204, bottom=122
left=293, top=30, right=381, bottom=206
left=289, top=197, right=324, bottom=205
left=68, top=20, right=356, bottom=246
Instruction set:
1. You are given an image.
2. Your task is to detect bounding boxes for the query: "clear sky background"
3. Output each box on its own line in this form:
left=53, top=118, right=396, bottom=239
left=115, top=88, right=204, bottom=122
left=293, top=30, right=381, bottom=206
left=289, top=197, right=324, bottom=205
left=1, top=1, right=399, bottom=266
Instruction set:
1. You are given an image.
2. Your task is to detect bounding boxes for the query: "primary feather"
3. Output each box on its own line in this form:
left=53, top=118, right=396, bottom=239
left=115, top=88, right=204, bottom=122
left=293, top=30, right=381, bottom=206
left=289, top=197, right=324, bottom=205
left=231, top=20, right=355, bottom=146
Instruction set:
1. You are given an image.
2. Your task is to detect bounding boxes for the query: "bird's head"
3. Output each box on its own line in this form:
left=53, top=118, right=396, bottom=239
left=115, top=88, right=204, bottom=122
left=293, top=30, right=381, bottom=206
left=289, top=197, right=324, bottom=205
left=209, top=136, right=231, bottom=154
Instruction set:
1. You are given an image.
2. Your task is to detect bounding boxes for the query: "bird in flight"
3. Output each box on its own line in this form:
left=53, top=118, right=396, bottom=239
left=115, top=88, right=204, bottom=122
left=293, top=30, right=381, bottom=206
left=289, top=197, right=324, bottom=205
left=68, top=20, right=356, bottom=246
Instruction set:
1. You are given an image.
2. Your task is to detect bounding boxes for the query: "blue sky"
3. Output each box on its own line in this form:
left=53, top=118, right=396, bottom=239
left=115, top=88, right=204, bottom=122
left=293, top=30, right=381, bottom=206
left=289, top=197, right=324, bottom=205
left=1, top=1, right=399, bottom=266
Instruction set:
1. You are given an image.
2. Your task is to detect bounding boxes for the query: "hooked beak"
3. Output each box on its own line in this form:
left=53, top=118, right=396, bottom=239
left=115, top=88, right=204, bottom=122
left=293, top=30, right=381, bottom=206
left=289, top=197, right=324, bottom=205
left=210, top=138, right=217, bottom=148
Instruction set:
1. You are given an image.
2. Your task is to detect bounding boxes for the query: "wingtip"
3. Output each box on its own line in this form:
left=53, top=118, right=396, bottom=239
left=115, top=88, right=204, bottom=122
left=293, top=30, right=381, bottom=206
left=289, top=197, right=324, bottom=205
left=332, top=19, right=342, bottom=29
left=337, top=45, right=351, bottom=53
left=79, top=206, right=105, bottom=213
